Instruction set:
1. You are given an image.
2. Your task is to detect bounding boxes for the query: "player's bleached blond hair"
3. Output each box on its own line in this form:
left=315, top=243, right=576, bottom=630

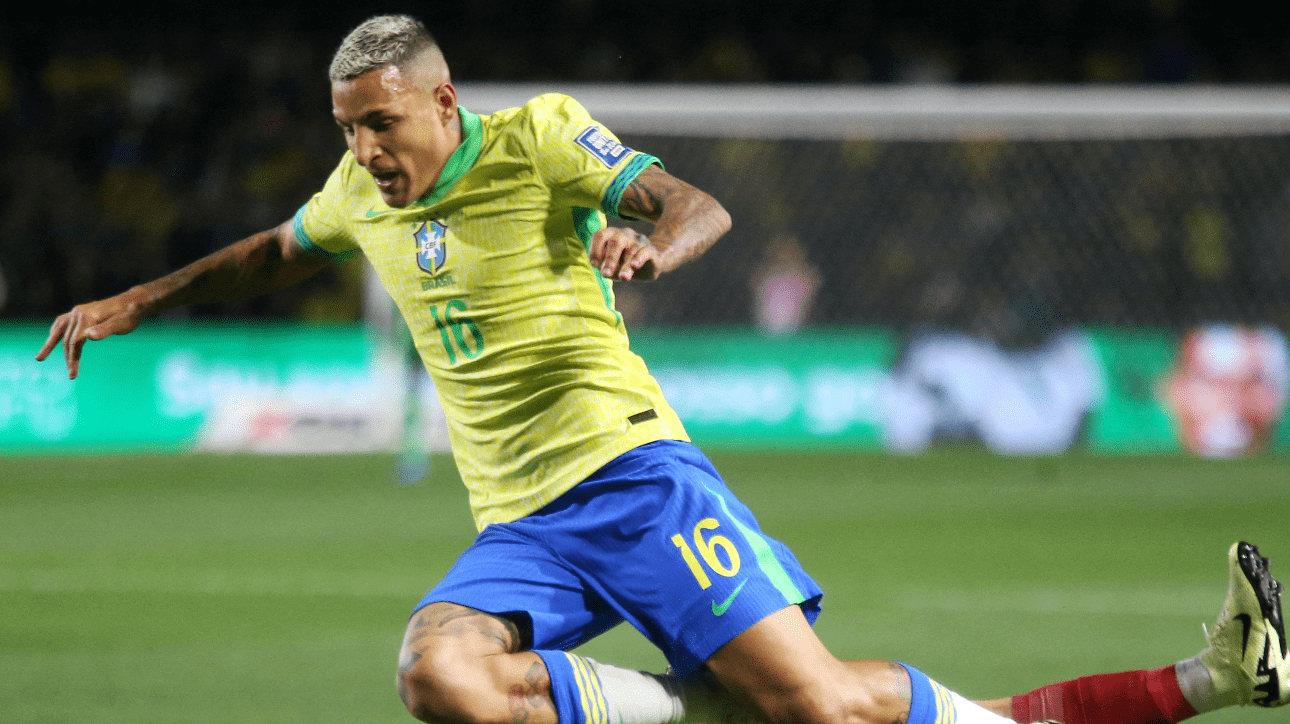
left=328, top=15, right=442, bottom=82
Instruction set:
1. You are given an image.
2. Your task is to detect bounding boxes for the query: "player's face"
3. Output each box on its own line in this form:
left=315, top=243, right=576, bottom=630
left=331, top=66, right=460, bottom=208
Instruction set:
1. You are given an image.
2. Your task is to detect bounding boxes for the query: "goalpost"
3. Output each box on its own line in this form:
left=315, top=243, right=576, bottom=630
left=456, top=83, right=1290, bottom=139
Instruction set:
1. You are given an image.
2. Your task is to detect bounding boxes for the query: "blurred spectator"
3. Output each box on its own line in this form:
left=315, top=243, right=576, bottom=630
left=751, top=234, right=821, bottom=336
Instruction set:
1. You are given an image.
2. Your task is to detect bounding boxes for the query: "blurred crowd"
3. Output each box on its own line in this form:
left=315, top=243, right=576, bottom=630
left=616, top=132, right=1290, bottom=344
left=1, top=1, right=1287, bottom=324
left=0, top=15, right=353, bottom=320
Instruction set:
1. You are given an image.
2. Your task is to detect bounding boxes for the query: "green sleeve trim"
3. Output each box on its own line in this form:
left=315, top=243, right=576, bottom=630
left=292, top=205, right=355, bottom=262
left=601, top=153, right=662, bottom=219
left=571, top=207, right=623, bottom=326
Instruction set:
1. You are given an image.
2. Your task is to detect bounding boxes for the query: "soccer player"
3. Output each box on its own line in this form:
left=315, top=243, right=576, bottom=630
left=36, top=14, right=1288, bottom=724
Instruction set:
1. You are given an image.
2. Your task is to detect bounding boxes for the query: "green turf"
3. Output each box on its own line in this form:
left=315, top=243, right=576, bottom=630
left=2, top=450, right=1286, bottom=723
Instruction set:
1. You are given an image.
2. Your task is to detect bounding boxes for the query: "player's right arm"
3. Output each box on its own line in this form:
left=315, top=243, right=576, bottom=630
left=35, top=219, right=330, bottom=379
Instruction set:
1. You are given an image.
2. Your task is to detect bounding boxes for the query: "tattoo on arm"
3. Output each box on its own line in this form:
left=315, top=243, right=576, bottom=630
left=145, top=225, right=326, bottom=312
left=616, top=166, right=731, bottom=275
left=620, top=175, right=670, bottom=222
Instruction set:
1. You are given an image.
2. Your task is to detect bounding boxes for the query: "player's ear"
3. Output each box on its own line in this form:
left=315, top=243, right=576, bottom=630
left=433, top=83, right=458, bottom=122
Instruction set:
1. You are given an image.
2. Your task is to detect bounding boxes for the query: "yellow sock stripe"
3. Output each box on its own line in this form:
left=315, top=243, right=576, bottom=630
left=579, top=655, right=608, bottom=724
left=564, top=653, right=607, bottom=724
left=930, top=680, right=957, bottom=724
left=564, top=653, right=594, bottom=724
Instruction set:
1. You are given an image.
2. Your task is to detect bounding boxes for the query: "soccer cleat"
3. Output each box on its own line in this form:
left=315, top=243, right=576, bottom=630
left=1197, top=541, right=1288, bottom=707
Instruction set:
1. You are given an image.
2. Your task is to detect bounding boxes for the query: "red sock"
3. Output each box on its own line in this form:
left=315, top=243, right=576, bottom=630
left=1010, top=666, right=1199, bottom=724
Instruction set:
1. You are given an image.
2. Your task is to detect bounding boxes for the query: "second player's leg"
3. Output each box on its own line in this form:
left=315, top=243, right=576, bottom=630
left=705, top=605, right=1015, bottom=724
left=704, top=605, right=908, bottom=724
left=397, top=602, right=557, bottom=724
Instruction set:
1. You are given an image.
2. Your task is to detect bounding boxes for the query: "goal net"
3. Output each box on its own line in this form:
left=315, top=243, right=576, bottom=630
left=454, top=83, right=1290, bottom=340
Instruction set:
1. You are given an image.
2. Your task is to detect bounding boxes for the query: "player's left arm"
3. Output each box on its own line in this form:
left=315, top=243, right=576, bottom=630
left=589, top=165, right=731, bottom=282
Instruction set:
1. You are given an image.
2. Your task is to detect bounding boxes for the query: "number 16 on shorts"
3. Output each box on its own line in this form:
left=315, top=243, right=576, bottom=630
left=671, top=517, right=741, bottom=590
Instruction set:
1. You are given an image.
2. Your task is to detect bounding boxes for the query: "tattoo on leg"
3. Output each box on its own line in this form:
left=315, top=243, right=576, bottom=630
left=409, top=603, right=522, bottom=652
left=397, top=650, right=423, bottom=706
left=508, top=661, right=551, bottom=724
left=888, top=662, right=911, bottom=724
left=397, top=605, right=535, bottom=722
left=402, top=612, right=434, bottom=649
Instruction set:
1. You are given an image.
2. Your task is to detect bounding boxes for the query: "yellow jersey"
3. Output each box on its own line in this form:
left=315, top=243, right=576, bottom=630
left=293, top=93, right=689, bottom=530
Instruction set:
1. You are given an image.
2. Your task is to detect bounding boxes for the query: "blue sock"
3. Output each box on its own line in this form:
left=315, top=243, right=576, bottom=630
left=899, top=662, right=952, bottom=724
left=536, top=649, right=605, bottom=724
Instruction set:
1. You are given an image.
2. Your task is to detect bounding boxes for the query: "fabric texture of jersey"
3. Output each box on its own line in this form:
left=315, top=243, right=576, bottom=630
left=293, top=94, right=689, bottom=529
left=414, top=440, right=824, bottom=679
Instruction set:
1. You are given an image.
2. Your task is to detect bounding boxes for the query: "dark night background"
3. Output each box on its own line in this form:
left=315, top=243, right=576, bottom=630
left=2, top=1, right=1288, bottom=328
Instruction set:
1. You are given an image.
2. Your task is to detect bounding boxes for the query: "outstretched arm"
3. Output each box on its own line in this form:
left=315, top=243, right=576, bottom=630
left=35, top=219, right=331, bottom=379
left=589, top=165, right=732, bottom=282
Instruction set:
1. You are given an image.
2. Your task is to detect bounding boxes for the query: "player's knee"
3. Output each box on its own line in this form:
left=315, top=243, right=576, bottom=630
left=396, top=645, right=502, bottom=724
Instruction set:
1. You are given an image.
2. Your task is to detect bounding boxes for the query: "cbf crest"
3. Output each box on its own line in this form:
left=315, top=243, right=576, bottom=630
left=414, top=220, right=447, bottom=274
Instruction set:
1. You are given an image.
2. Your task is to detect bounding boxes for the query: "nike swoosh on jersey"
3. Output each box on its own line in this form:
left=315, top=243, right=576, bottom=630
left=711, top=580, right=747, bottom=616
left=366, top=208, right=392, bottom=217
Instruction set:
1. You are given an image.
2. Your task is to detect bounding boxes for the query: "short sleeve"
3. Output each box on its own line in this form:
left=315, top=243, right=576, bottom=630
left=526, top=94, right=662, bottom=219
left=292, top=155, right=362, bottom=261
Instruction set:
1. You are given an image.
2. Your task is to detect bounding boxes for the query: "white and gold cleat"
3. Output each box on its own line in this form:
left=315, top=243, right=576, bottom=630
left=1197, top=542, right=1288, bottom=707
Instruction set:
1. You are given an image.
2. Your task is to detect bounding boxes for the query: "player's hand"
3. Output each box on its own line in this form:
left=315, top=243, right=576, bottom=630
left=35, top=291, right=150, bottom=380
left=588, top=227, right=662, bottom=281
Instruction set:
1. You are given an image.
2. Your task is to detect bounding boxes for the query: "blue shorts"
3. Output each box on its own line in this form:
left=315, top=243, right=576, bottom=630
left=415, top=440, right=823, bottom=677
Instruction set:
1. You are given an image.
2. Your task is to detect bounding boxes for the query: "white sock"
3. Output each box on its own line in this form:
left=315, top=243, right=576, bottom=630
left=1175, top=654, right=1234, bottom=712
left=581, top=658, right=686, bottom=724
left=580, top=658, right=760, bottom=724
left=947, top=690, right=1018, bottom=724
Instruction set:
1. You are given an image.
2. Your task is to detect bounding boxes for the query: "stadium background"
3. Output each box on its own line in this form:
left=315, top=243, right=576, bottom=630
left=3, top=3, right=1290, bottom=723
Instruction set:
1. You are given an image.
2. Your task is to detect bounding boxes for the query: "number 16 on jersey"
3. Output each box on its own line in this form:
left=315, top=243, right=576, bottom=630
left=671, top=517, right=741, bottom=590
left=429, top=299, right=484, bottom=364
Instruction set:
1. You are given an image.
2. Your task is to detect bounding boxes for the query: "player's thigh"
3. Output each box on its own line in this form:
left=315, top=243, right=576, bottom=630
left=521, top=440, right=824, bottom=678
left=705, top=605, right=837, bottom=704
left=411, top=523, right=623, bottom=654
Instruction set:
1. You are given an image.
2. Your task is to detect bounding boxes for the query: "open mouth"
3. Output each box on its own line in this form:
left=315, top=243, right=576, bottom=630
left=371, top=170, right=400, bottom=190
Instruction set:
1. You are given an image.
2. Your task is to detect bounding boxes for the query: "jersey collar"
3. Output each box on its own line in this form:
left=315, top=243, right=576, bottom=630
left=416, top=106, right=482, bottom=207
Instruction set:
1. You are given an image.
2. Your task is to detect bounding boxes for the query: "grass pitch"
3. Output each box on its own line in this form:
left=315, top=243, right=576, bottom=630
left=2, top=450, right=1286, bottom=723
